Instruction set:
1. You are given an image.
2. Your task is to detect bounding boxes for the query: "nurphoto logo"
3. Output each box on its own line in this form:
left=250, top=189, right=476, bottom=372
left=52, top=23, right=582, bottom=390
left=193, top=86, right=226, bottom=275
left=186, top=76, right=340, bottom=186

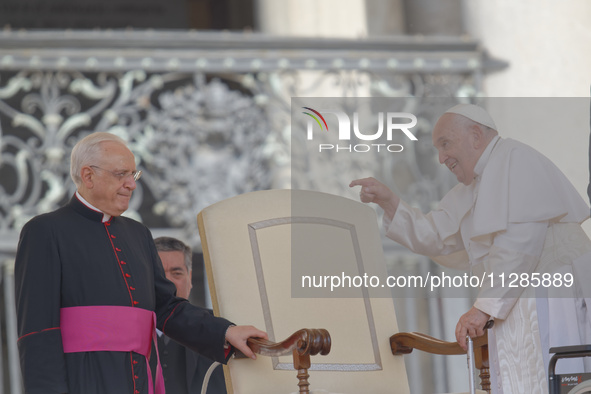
left=302, top=107, right=418, bottom=153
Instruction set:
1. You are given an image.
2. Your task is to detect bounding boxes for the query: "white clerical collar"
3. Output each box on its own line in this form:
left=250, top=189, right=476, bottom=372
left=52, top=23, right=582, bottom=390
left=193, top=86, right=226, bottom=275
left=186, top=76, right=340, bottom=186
left=473, top=135, right=500, bottom=180
left=75, top=191, right=112, bottom=222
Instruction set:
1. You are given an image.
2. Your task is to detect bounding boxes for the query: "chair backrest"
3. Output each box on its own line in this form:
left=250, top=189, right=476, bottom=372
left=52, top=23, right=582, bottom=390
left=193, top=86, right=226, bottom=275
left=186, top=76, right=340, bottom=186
left=198, top=189, right=410, bottom=394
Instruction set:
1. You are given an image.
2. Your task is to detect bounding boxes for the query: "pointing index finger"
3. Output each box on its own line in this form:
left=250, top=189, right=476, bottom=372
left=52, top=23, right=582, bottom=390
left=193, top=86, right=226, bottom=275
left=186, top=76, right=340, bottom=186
left=349, top=178, right=372, bottom=188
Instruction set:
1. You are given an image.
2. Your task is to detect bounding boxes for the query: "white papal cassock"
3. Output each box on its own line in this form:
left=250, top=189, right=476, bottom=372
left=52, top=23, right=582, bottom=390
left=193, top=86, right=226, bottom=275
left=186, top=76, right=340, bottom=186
left=386, top=135, right=591, bottom=394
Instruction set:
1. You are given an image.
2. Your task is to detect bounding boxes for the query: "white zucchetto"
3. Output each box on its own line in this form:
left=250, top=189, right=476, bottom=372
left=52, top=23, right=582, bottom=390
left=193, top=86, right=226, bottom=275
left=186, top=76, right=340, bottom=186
left=445, top=104, right=497, bottom=130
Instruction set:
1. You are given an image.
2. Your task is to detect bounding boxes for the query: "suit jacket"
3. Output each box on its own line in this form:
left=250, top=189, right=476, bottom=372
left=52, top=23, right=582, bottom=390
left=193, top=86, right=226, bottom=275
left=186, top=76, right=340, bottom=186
left=158, top=334, right=227, bottom=394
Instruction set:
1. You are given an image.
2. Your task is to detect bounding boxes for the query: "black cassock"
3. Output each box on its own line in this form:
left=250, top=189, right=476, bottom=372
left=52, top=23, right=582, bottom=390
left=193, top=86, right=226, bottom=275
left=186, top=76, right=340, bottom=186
left=15, top=194, right=233, bottom=394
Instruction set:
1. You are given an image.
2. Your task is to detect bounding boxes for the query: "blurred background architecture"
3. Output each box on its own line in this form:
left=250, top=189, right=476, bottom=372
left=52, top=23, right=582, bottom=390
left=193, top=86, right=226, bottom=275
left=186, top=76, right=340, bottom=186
left=0, top=1, right=590, bottom=392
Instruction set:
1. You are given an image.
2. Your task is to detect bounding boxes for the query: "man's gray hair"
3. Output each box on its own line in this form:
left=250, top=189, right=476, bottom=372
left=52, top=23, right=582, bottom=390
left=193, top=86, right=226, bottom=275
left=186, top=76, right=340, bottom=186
left=70, top=132, right=129, bottom=189
left=154, top=236, right=193, bottom=272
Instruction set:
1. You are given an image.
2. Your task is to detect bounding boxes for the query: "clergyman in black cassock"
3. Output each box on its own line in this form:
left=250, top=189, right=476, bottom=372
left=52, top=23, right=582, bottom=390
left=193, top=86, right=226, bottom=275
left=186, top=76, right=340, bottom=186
left=14, top=132, right=266, bottom=394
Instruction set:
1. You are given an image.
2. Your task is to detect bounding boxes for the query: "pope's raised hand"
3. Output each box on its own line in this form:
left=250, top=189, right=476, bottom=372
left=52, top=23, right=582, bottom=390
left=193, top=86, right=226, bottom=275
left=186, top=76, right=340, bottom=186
left=349, top=177, right=400, bottom=220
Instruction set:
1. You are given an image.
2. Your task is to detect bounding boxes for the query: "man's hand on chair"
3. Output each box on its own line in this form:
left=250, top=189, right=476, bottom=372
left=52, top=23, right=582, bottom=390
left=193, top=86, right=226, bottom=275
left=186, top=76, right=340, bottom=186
left=455, top=307, right=490, bottom=351
left=226, top=325, right=268, bottom=359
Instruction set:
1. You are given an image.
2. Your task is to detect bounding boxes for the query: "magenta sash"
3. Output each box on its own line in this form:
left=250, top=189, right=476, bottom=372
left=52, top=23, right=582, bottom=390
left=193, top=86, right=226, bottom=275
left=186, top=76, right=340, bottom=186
left=60, top=306, right=165, bottom=394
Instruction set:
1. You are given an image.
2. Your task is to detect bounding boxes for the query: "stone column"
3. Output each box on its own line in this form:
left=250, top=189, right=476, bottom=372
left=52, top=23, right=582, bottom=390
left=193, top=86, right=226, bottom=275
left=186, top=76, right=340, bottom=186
left=256, top=0, right=368, bottom=37
left=403, top=0, right=463, bottom=35
left=365, top=0, right=406, bottom=35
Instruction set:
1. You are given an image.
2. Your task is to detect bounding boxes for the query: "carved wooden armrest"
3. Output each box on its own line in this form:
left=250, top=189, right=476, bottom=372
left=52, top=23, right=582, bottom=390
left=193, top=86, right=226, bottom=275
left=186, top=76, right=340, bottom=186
left=236, top=328, right=331, bottom=394
left=390, top=332, right=490, bottom=394
left=246, top=328, right=331, bottom=357
left=390, top=331, right=487, bottom=356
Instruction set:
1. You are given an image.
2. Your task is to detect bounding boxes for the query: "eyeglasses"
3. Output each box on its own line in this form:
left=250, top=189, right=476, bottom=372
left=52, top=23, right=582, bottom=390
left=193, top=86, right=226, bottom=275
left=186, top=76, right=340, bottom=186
left=90, top=165, right=142, bottom=182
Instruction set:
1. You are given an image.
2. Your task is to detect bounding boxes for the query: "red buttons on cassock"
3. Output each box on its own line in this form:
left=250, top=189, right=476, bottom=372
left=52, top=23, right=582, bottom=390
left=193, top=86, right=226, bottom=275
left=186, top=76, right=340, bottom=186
left=133, top=301, right=139, bottom=305
left=120, top=261, right=126, bottom=264
left=116, top=248, right=121, bottom=252
left=111, top=234, right=116, bottom=238
left=125, top=273, right=131, bottom=278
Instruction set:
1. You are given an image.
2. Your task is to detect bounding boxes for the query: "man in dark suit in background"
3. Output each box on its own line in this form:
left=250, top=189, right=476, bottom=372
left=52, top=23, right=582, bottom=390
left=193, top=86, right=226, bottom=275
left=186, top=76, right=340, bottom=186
left=154, top=236, right=227, bottom=394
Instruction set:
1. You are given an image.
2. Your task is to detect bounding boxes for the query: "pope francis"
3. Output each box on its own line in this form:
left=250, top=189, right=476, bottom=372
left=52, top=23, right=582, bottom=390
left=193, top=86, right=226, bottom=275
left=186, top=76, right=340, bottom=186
left=351, top=104, right=591, bottom=393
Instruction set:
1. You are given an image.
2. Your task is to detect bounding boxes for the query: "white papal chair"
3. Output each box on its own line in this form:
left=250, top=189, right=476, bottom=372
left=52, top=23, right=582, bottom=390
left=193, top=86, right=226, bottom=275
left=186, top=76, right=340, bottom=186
left=197, top=189, right=489, bottom=394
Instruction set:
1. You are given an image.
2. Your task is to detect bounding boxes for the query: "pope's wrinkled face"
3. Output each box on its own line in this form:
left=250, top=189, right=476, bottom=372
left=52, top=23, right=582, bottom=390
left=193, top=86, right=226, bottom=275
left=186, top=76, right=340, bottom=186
left=432, top=114, right=482, bottom=186
left=159, top=250, right=193, bottom=300
left=84, top=141, right=138, bottom=216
